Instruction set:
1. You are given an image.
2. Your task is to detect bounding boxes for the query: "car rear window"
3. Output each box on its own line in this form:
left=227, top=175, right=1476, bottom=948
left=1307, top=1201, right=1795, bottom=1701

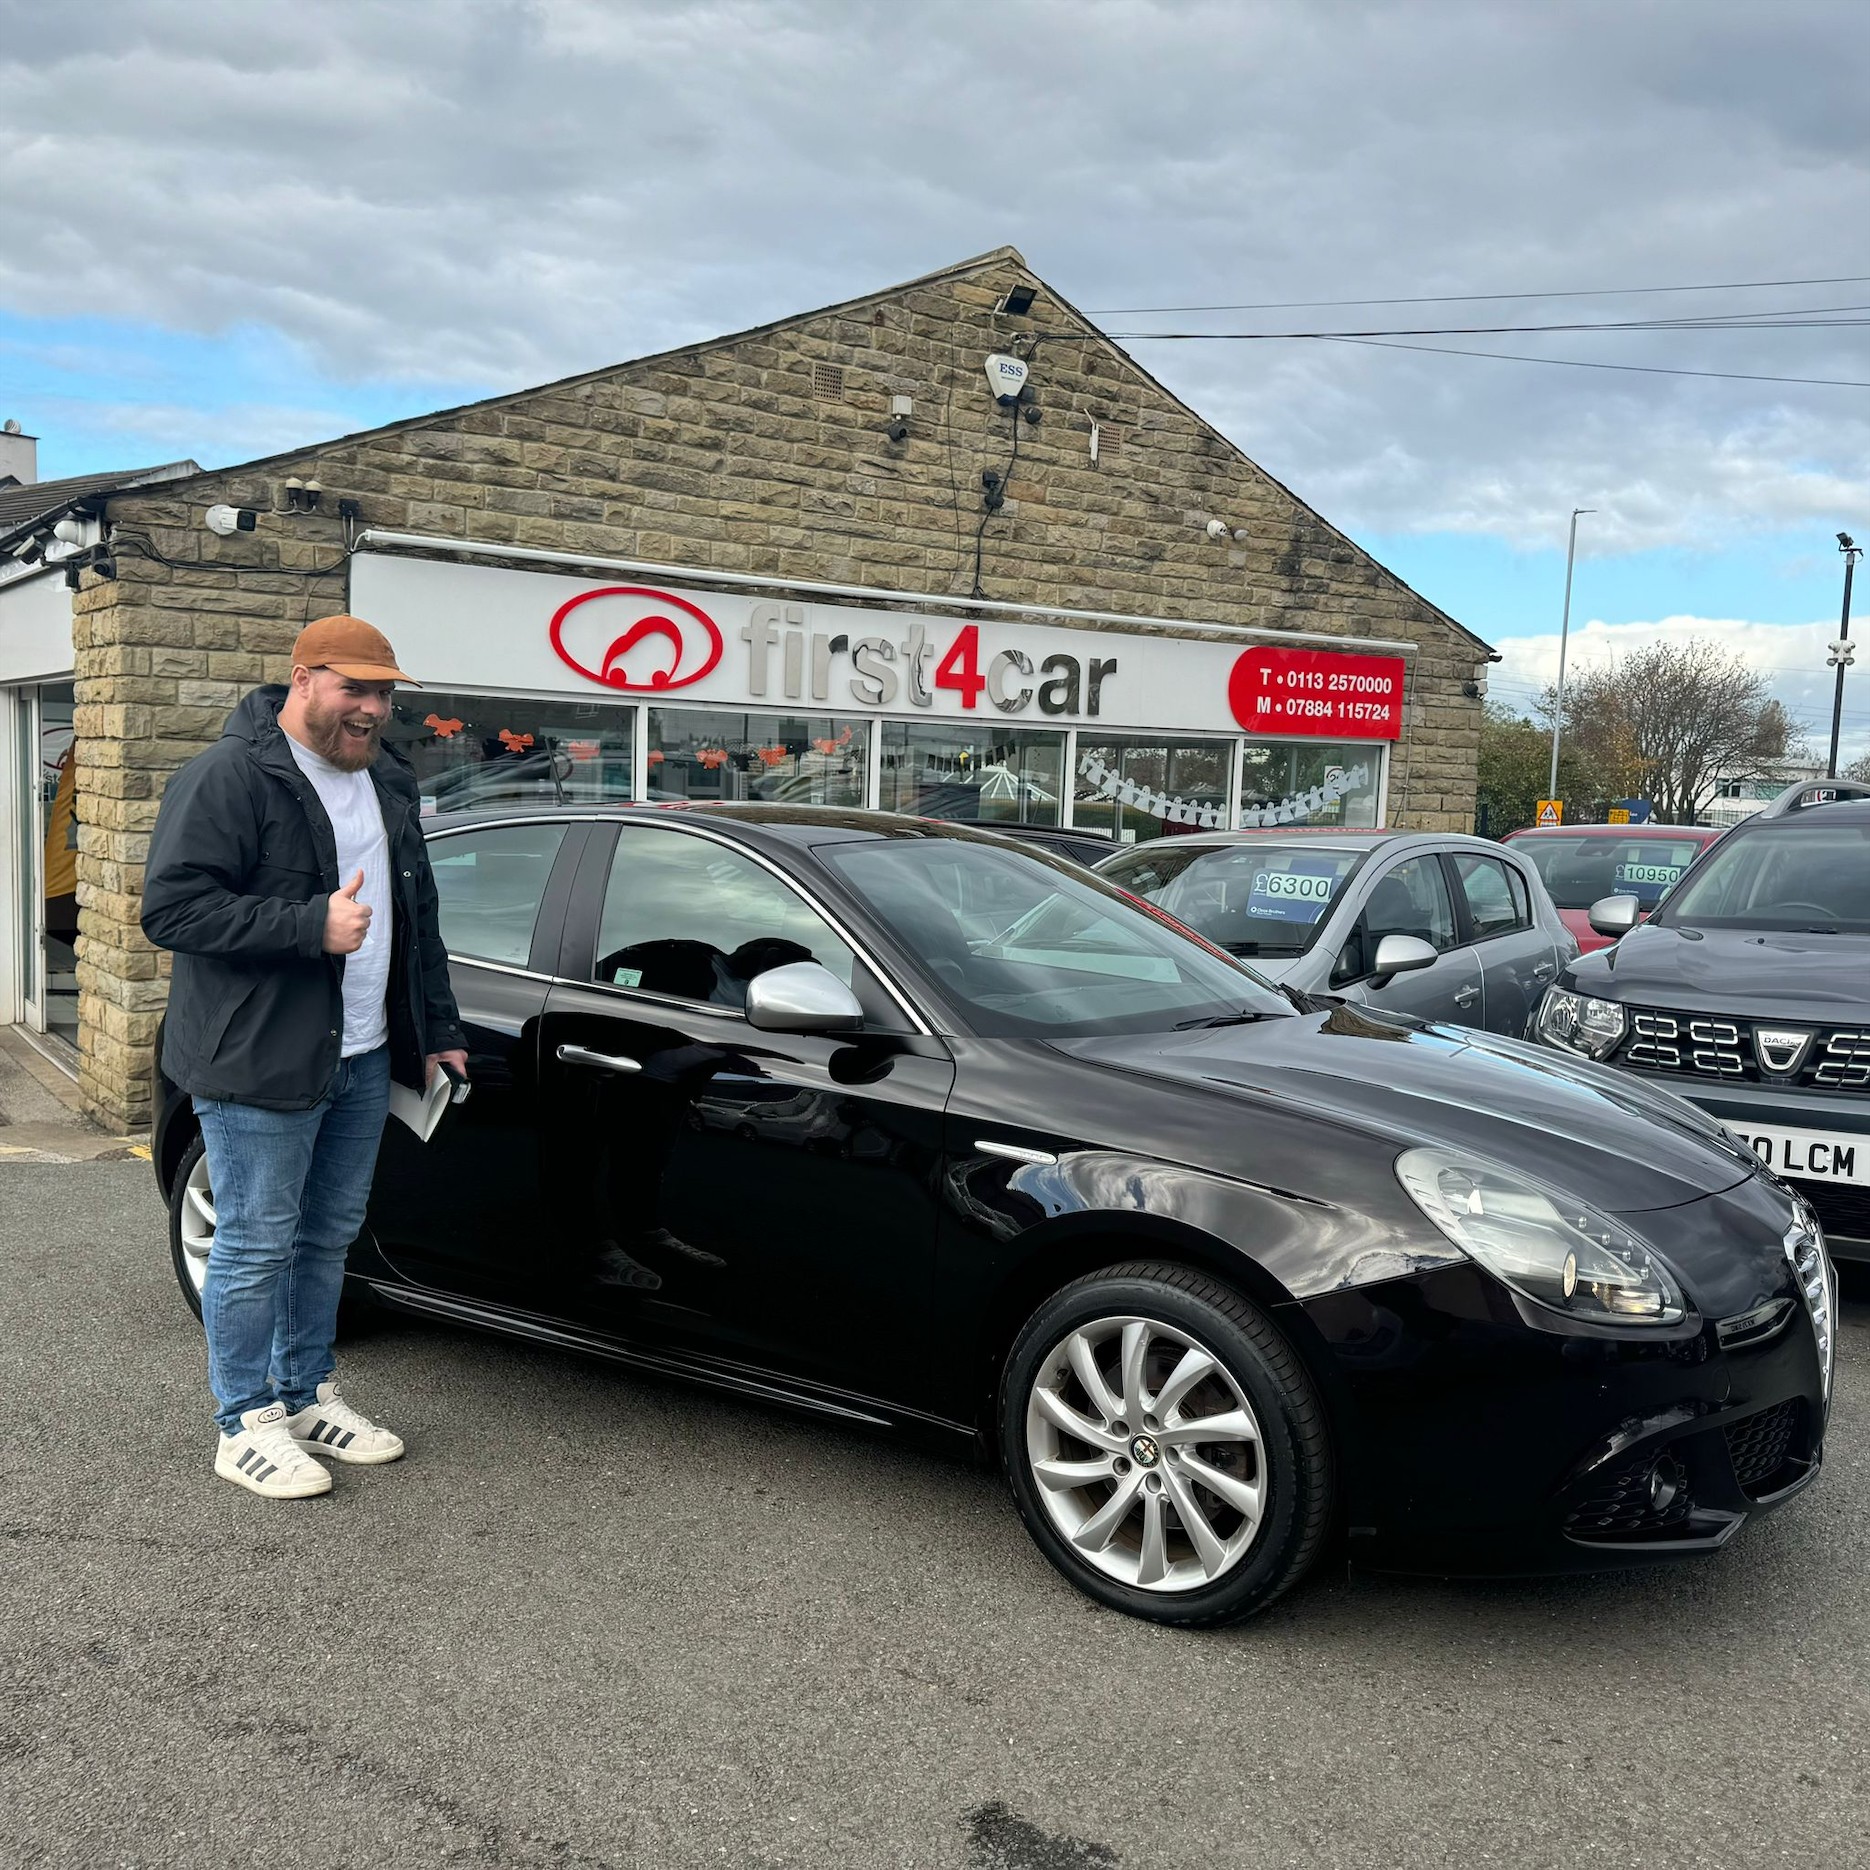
left=1513, top=835, right=1708, bottom=908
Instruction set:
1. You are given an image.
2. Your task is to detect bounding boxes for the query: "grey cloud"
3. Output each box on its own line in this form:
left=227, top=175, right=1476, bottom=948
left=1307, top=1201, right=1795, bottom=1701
left=0, top=0, right=1865, bottom=552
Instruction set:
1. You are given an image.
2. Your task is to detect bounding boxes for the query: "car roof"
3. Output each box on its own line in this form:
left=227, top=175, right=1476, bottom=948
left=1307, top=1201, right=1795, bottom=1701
left=1099, top=828, right=1522, bottom=859
left=1503, top=823, right=1719, bottom=839
left=1727, top=797, right=1870, bottom=829
left=422, top=799, right=1068, bottom=849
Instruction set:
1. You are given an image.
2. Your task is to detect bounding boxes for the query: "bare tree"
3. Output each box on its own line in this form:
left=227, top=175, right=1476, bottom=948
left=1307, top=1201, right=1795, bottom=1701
left=1544, top=641, right=1803, bottom=824
left=1845, top=750, right=1870, bottom=786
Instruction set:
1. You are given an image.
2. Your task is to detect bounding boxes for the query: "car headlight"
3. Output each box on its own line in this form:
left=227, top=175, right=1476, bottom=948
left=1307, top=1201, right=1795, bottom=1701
left=1396, top=1147, right=1686, bottom=1326
left=1784, top=1196, right=1836, bottom=1403
left=1536, top=985, right=1626, bottom=1060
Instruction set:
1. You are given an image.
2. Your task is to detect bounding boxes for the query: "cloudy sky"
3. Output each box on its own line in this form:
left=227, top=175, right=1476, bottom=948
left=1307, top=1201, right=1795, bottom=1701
left=4, top=0, right=1868, bottom=756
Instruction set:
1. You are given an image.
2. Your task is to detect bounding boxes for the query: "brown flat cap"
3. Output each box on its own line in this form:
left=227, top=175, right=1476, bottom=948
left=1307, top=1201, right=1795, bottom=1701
left=291, top=615, right=418, bottom=685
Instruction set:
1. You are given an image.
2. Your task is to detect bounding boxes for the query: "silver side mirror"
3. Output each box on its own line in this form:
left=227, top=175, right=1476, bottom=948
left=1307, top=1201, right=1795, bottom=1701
left=744, top=961, right=864, bottom=1034
left=1371, top=933, right=1438, bottom=982
left=1587, top=893, right=1641, bottom=939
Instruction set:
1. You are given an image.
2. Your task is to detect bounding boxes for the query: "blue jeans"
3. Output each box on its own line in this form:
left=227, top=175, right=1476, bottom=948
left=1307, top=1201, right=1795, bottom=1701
left=195, top=1048, right=391, bottom=1434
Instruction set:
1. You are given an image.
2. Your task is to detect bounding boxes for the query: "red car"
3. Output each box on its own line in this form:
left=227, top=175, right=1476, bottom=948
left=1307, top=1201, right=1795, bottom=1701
left=1502, top=823, right=1724, bottom=952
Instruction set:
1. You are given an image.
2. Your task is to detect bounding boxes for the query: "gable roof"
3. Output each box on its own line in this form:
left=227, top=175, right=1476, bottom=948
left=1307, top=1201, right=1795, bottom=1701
left=123, top=245, right=1487, bottom=652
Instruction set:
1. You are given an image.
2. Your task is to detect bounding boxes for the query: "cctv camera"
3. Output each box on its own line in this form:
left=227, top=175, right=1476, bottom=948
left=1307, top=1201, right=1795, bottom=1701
left=886, top=419, right=910, bottom=443
left=205, top=504, right=258, bottom=536
left=1205, top=518, right=1229, bottom=541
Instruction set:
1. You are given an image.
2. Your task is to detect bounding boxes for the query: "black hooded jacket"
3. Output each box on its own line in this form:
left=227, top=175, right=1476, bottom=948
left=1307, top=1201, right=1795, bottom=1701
left=141, top=686, right=465, bottom=1109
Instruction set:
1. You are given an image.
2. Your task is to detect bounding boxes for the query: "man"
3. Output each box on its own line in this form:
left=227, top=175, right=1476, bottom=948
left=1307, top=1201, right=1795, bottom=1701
left=142, top=615, right=468, bottom=1499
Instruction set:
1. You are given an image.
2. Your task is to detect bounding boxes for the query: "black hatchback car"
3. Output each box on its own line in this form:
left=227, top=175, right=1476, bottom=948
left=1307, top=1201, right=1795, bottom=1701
left=154, top=805, right=1835, bottom=1625
left=1536, top=783, right=1870, bottom=1261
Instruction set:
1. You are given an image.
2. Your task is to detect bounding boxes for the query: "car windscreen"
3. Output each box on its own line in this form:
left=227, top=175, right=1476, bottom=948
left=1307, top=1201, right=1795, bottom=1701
left=1513, top=834, right=1707, bottom=909
left=822, top=837, right=1294, bottom=1036
left=1098, top=842, right=1366, bottom=957
left=1653, top=820, right=1870, bottom=933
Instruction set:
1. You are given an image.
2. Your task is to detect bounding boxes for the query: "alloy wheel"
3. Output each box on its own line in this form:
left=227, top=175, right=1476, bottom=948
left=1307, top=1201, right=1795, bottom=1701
left=1024, top=1313, right=1266, bottom=1593
left=178, top=1148, right=215, bottom=1298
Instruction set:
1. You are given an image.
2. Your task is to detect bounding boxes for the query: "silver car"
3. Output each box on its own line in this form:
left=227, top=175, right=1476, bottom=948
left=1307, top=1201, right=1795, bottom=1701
left=1096, top=830, right=1578, bottom=1037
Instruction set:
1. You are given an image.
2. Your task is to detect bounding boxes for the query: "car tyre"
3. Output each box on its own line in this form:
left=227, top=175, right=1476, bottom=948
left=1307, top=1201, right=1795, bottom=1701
left=1000, top=1261, right=1332, bottom=1626
left=166, top=1131, right=378, bottom=1329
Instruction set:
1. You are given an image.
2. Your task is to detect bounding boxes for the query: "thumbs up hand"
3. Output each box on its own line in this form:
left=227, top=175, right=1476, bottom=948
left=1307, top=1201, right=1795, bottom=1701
left=323, top=869, right=373, bottom=954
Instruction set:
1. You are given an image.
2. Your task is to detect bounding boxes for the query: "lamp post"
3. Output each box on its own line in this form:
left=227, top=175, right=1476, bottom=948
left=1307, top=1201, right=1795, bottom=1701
left=1828, top=532, right=1860, bottom=779
left=1548, top=507, right=1595, bottom=802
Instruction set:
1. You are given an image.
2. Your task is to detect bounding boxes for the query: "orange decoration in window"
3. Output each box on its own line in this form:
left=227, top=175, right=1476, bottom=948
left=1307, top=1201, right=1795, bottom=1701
left=646, top=749, right=665, bottom=765
left=424, top=714, right=464, bottom=738
left=498, top=730, right=535, bottom=753
left=758, top=744, right=789, bottom=767
left=565, top=739, right=600, bottom=758
left=812, top=738, right=839, bottom=756
left=697, top=748, right=730, bottom=770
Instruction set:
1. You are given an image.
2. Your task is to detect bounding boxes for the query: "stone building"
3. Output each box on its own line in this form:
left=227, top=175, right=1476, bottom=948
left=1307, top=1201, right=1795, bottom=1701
left=1, top=247, right=1491, bottom=1127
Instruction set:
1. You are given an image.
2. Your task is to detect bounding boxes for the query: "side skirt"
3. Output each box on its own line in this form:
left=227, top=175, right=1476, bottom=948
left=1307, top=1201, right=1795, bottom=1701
left=362, top=1279, right=977, bottom=1446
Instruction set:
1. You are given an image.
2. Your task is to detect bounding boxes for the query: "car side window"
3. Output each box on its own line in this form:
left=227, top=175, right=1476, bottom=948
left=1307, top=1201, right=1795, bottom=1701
left=1331, top=854, right=1457, bottom=986
left=428, top=823, right=568, bottom=967
left=593, top=827, right=858, bottom=1009
left=1505, top=862, right=1532, bottom=926
left=1452, top=853, right=1530, bottom=939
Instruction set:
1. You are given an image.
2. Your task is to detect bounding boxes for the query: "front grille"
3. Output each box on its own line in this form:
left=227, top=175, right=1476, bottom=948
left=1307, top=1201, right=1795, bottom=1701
left=1724, top=1399, right=1806, bottom=1497
left=1803, top=1181, right=1870, bottom=1243
left=1565, top=1450, right=1694, bottom=1539
left=1620, top=1009, right=1870, bottom=1093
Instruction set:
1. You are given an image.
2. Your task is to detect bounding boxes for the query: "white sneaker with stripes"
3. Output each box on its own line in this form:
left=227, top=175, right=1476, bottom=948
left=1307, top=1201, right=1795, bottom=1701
left=285, top=1382, right=406, bottom=1465
left=214, top=1402, right=334, bottom=1499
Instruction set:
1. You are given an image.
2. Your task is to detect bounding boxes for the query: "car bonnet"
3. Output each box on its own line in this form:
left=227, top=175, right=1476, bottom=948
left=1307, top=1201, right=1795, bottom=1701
left=1052, top=1007, right=1760, bottom=1214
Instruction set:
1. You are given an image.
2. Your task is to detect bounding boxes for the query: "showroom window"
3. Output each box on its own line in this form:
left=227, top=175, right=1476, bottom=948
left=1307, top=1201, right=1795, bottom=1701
left=1073, top=736, right=1231, bottom=844
left=647, top=708, right=868, bottom=806
left=386, top=690, right=633, bottom=817
left=1239, top=739, right=1382, bottom=828
left=878, top=721, right=1065, bottom=824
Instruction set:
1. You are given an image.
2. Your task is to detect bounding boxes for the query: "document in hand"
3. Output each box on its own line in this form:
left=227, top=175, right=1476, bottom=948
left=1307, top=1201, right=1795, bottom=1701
left=388, top=1068, right=454, bottom=1143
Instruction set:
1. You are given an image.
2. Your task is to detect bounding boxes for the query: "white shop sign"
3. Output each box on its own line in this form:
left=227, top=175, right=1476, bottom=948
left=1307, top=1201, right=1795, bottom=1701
left=350, top=552, right=1405, bottom=738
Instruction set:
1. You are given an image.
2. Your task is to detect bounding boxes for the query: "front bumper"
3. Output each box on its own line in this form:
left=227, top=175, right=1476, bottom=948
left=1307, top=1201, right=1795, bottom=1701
left=1615, top=1073, right=1870, bottom=1262
left=1302, top=1215, right=1828, bottom=1576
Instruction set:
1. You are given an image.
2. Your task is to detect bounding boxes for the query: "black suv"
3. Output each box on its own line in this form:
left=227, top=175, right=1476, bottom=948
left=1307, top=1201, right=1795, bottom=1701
left=1534, top=781, right=1870, bottom=1259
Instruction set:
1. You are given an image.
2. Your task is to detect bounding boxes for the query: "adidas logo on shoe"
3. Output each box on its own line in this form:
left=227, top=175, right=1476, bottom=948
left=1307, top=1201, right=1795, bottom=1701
left=285, top=1382, right=405, bottom=1465
left=214, top=1403, right=333, bottom=1499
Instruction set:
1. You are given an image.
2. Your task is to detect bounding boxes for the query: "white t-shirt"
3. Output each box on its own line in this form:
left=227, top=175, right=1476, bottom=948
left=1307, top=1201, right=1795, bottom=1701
left=285, top=734, right=393, bottom=1058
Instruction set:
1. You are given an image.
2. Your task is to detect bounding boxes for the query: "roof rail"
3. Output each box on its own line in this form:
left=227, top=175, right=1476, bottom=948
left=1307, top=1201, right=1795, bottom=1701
left=1756, top=777, right=1870, bottom=819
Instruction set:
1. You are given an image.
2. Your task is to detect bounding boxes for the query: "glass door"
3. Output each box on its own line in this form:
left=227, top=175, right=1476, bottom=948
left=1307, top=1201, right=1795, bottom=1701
left=16, top=682, right=78, bottom=1045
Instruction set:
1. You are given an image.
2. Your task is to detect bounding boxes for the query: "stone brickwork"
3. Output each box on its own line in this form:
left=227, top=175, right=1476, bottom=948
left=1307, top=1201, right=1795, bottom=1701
left=74, top=247, right=1488, bottom=1126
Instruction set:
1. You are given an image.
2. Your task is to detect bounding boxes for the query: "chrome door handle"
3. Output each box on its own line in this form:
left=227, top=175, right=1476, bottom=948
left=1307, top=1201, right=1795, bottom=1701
left=1532, top=962, right=1555, bottom=981
left=555, top=1043, right=642, bottom=1075
left=1453, top=987, right=1480, bottom=1008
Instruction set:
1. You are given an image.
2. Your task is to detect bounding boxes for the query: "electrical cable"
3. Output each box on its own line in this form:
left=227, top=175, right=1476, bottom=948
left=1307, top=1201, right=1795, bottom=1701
left=104, top=527, right=357, bottom=579
left=1314, top=336, right=1870, bottom=392
left=970, top=397, right=1024, bottom=601
left=1090, top=303, right=1870, bottom=339
left=1088, top=274, right=1870, bottom=315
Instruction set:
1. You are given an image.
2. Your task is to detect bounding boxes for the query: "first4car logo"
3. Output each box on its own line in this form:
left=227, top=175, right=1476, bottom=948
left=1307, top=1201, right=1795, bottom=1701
left=549, top=586, right=725, bottom=691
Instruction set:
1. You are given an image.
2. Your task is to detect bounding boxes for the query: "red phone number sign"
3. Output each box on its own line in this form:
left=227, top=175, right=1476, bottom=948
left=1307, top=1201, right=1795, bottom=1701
left=1227, top=645, right=1406, bottom=740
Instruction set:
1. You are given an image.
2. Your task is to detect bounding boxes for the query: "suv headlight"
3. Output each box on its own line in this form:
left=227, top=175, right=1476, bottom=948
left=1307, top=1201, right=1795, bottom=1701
left=1397, top=1147, right=1686, bottom=1325
left=1536, top=985, right=1626, bottom=1059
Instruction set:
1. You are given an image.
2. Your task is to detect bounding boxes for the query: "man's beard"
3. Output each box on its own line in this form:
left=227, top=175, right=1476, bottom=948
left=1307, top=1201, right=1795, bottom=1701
left=303, top=697, right=383, bottom=772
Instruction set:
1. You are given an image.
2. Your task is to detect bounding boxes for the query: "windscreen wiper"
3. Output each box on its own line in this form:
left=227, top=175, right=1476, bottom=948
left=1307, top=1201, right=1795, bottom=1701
left=1173, top=1010, right=1274, bottom=1030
